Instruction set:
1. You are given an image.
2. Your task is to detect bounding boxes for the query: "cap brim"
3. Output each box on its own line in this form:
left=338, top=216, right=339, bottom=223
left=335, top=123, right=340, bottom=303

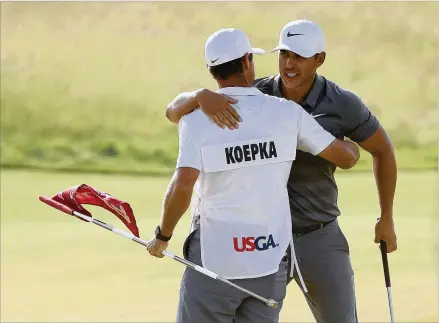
left=252, top=48, right=265, bottom=55
left=271, top=44, right=315, bottom=58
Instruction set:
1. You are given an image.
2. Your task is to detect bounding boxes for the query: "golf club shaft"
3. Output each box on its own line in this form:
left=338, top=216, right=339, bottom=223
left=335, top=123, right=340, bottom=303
left=386, top=287, right=395, bottom=323
left=39, top=196, right=279, bottom=308
left=380, top=240, right=395, bottom=323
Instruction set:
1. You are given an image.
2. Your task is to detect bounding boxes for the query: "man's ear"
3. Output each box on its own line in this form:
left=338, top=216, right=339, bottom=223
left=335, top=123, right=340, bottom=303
left=242, top=53, right=251, bottom=70
left=316, top=52, right=326, bottom=67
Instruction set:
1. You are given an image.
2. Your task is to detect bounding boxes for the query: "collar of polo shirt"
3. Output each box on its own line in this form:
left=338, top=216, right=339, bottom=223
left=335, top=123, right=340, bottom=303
left=300, top=74, right=325, bottom=108
left=216, top=87, right=263, bottom=96
left=273, top=74, right=325, bottom=109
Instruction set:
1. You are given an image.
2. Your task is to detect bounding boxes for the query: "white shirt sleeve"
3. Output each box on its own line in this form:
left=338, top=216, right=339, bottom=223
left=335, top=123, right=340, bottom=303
left=296, top=107, right=336, bottom=155
left=176, top=117, right=202, bottom=170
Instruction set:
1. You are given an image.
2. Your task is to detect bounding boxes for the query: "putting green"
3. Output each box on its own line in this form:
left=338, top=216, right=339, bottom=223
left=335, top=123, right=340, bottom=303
left=1, top=169, right=437, bottom=322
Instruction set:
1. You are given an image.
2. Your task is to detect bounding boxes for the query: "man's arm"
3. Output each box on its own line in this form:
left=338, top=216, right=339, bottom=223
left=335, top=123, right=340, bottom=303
left=159, top=167, right=200, bottom=238
left=165, top=89, right=240, bottom=129
left=165, top=90, right=201, bottom=123
left=358, top=126, right=397, bottom=252
left=146, top=167, right=199, bottom=258
left=296, top=106, right=360, bottom=169
left=146, top=117, right=202, bottom=258
left=343, top=91, right=397, bottom=253
left=317, top=139, right=360, bottom=170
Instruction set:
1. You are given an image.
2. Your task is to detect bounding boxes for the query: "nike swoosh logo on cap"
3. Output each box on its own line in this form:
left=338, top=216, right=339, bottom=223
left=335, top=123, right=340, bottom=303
left=312, top=113, right=326, bottom=118
left=211, top=58, right=219, bottom=63
left=287, top=31, right=304, bottom=37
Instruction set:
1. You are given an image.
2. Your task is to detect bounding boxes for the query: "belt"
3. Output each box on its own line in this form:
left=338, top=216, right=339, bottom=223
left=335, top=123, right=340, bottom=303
left=292, top=219, right=336, bottom=236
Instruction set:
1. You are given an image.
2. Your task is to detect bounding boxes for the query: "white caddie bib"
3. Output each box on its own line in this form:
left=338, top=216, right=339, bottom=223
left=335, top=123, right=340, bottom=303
left=198, top=136, right=295, bottom=279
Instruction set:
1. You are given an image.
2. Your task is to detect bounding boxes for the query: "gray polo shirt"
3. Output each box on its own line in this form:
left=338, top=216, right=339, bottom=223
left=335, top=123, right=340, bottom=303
left=253, top=74, right=380, bottom=228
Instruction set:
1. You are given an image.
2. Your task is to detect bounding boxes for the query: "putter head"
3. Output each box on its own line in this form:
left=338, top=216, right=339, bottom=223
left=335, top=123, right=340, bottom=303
left=267, top=299, right=279, bottom=308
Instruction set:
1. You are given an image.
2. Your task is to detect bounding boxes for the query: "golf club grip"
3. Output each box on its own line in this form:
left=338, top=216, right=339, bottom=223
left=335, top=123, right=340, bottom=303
left=379, top=240, right=391, bottom=287
left=39, top=196, right=74, bottom=215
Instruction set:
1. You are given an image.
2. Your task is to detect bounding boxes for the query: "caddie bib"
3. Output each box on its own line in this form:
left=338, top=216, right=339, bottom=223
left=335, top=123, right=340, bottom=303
left=198, top=135, right=295, bottom=279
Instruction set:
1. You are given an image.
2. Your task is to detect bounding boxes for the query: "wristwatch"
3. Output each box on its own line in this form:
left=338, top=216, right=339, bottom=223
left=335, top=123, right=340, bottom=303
left=155, top=225, right=172, bottom=242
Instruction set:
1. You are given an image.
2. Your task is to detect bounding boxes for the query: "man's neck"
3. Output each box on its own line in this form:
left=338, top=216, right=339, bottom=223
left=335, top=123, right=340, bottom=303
left=218, top=75, right=250, bottom=89
left=280, top=74, right=316, bottom=104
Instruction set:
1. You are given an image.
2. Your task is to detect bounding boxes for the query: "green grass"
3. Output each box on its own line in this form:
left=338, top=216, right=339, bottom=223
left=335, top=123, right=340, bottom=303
left=1, top=4, right=437, bottom=320
left=1, top=2, right=438, bottom=174
left=1, top=169, right=437, bottom=322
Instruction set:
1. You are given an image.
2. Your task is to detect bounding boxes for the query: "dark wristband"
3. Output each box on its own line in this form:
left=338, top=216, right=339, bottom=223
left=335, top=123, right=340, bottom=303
left=155, top=225, right=172, bottom=242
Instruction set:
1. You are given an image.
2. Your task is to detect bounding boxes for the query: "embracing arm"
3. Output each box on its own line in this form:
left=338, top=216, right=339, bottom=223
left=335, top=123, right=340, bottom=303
left=165, top=90, right=201, bottom=124
left=296, top=105, right=360, bottom=169
left=317, top=139, right=360, bottom=170
left=165, top=88, right=241, bottom=129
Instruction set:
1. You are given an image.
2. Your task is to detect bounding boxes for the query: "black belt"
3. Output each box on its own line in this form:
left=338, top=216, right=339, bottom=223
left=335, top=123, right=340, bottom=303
left=292, top=219, right=335, bottom=236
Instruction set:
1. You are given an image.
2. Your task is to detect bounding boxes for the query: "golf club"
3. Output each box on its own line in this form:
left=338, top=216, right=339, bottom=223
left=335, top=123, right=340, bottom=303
left=39, top=195, right=279, bottom=309
left=379, top=239, right=395, bottom=323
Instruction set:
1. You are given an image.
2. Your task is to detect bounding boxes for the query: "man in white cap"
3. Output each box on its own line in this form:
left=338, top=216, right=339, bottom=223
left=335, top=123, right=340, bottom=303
left=165, top=20, right=398, bottom=323
left=147, top=27, right=361, bottom=323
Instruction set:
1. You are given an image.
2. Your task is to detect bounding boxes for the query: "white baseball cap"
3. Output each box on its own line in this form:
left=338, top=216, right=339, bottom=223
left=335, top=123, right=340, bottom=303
left=271, top=19, right=325, bottom=58
left=205, top=28, right=265, bottom=67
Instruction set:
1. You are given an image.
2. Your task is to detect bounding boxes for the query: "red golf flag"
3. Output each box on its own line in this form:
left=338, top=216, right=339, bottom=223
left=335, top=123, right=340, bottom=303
left=51, top=184, right=140, bottom=237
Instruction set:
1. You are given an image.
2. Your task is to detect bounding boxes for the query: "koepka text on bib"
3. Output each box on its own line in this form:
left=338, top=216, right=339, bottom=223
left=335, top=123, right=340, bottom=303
left=201, top=137, right=296, bottom=172
left=225, top=141, right=277, bottom=164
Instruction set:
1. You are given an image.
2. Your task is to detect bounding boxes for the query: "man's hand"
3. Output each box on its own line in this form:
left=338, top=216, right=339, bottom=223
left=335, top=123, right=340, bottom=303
left=375, top=216, right=397, bottom=253
left=146, top=237, right=169, bottom=258
left=196, top=89, right=241, bottom=130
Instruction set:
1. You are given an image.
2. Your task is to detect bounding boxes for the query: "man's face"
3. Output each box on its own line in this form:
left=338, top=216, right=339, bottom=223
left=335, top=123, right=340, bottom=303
left=278, top=50, right=325, bottom=90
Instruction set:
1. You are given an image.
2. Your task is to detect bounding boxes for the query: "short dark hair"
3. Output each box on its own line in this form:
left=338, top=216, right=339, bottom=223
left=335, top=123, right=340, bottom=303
left=209, top=53, right=253, bottom=80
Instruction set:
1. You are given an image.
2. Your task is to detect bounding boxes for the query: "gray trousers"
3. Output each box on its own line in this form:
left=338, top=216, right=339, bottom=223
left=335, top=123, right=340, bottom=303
left=176, top=229, right=289, bottom=323
left=289, top=219, right=358, bottom=323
